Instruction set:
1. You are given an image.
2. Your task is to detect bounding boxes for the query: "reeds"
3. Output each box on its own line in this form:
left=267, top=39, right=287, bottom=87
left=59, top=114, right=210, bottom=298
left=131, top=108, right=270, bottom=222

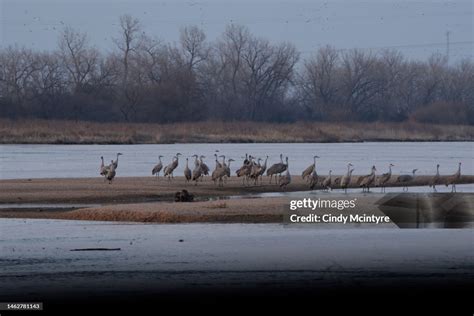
left=0, top=119, right=472, bottom=144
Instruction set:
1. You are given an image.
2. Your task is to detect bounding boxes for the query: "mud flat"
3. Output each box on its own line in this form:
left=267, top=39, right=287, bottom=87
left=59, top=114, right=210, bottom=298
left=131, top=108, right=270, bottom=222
left=0, top=175, right=473, bottom=223
left=1, top=175, right=473, bottom=204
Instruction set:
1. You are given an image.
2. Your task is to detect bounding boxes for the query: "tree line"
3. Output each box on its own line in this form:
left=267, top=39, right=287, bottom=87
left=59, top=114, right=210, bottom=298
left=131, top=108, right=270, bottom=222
left=1, top=15, right=473, bottom=124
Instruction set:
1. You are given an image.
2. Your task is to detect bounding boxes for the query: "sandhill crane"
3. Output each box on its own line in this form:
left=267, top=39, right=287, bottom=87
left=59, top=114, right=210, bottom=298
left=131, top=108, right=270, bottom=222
left=219, top=155, right=230, bottom=183
left=253, top=156, right=268, bottom=185
left=192, top=154, right=200, bottom=168
left=252, top=158, right=262, bottom=174
left=279, top=157, right=291, bottom=190
left=322, top=170, right=332, bottom=191
left=219, top=155, right=227, bottom=167
left=276, top=154, right=287, bottom=177
left=236, top=155, right=249, bottom=172
left=184, top=158, right=192, bottom=183
left=340, top=163, right=354, bottom=193
left=212, top=154, right=222, bottom=185
left=225, top=158, right=234, bottom=178
left=192, top=160, right=204, bottom=185
left=99, top=156, right=109, bottom=176
left=163, top=158, right=173, bottom=180
left=378, top=163, right=394, bottom=192
left=267, top=154, right=287, bottom=184
left=250, top=158, right=262, bottom=185
left=445, top=162, right=461, bottom=192
left=429, top=164, right=441, bottom=192
left=309, top=169, right=319, bottom=190
left=211, top=155, right=225, bottom=186
left=302, top=156, right=319, bottom=181
left=163, top=153, right=182, bottom=180
left=396, top=169, right=417, bottom=192
left=200, top=155, right=210, bottom=177
left=243, top=153, right=249, bottom=165
left=152, top=155, right=164, bottom=178
left=112, top=153, right=123, bottom=169
left=360, top=166, right=377, bottom=192
left=236, top=156, right=253, bottom=186
left=106, top=160, right=116, bottom=184
left=212, top=164, right=227, bottom=187
left=214, top=153, right=223, bottom=169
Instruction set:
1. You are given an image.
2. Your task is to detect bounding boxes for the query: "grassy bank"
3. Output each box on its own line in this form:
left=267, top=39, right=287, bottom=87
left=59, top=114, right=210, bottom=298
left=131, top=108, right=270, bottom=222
left=0, top=119, right=473, bottom=144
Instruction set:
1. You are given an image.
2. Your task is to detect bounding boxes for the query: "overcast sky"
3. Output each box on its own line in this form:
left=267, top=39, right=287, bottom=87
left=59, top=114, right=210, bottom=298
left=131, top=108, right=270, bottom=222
left=1, top=0, right=472, bottom=62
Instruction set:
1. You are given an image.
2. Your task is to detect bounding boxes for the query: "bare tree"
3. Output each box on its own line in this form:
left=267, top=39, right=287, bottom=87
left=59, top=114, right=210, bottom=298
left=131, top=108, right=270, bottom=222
left=58, top=27, right=99, bottom=92
left=180, top=26, right=209, bottom=72
left=299, top=46, right=339, bottom=119
left=0, top=47, right=38, bottom=116
left=215, top=25, right=298, bottom=120
left=444, top=59, right=474, bottom=105
left=219, top=25, right=251, bottom=100
left=419, top=54, right=447, bottom=106
left=340, top=49, right=381, bottom=120
left=30, top=52, right=66, bottom=118
left=242, top=39, right=298, bottom=120
left=113, top=15, right=145, bottom=121
left=374, top=50, right=405, bottom=120
left=137, top=37, right=166, bottom=85
left=0, top=21, right=472, bottom=125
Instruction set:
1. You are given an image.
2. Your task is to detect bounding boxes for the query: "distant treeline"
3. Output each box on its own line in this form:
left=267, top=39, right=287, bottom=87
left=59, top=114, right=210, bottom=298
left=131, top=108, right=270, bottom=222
left=1, top=15, right=473, bottom=124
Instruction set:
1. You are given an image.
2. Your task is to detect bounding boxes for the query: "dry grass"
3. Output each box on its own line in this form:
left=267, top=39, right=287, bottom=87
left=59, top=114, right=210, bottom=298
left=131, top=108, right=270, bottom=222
left=0, top=119, right=472, bottom=144
left=58, top=198, right=284, bottom=223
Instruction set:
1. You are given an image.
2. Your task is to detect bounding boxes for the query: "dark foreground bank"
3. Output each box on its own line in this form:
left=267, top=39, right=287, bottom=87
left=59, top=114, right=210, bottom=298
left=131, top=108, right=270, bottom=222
left=2, top=274, right=472, bottom=314
left=0, top=220, right=472, bottom=314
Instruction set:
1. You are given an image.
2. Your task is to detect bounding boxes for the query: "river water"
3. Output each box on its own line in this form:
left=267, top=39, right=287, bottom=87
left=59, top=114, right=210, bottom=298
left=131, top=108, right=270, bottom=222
left=0, top=142, right=472, bottom=180
left=0, top=219, right=471, bottom=284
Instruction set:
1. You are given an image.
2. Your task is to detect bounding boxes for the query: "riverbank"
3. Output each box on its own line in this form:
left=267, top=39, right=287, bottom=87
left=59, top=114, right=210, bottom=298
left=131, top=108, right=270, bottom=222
left=1, top=119, right=473, bottom=144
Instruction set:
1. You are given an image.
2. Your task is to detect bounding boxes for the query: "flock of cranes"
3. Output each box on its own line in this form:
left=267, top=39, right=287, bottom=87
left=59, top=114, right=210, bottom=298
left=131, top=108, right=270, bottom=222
left=99, top=153, right=122, bottom=184
left=99, top=152, right=463, bottom=193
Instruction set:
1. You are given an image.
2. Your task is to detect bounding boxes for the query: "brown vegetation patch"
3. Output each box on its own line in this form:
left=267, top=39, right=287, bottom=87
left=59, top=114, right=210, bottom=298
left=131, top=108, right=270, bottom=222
left=0, top=119, right=472, bottom=144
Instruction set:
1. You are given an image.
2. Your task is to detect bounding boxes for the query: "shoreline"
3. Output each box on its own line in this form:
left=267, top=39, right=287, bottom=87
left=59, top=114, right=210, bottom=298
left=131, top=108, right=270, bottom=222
left=3, top=138, right=474, bottom=145
left=1, top=119, right=472, bottom=144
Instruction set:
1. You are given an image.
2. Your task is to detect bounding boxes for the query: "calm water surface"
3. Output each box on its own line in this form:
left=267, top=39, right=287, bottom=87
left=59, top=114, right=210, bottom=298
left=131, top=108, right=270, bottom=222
left=0, top=142, right=472, bottom=180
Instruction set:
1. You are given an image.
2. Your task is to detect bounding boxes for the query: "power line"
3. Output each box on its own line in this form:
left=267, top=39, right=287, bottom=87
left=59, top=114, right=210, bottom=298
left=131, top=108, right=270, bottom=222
left=349, top=40, right=472, bottom=51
